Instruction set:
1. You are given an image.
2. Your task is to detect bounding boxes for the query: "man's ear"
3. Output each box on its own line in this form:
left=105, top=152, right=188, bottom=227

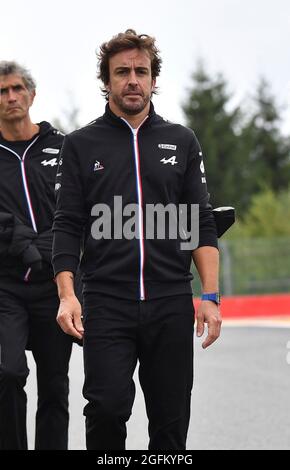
left=30, top=89, right=36, bottom=106
left=151, top=79, right=156, bottom=92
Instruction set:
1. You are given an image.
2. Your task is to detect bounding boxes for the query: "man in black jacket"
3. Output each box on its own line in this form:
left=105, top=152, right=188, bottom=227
left=53, top=29, right=221, bottom=450
left=0, top=61, right=73, bottom=450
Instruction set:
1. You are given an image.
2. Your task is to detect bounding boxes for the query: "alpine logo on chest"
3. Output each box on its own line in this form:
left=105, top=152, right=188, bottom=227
left=41, top=158, right=58, bottom=167
left=158, top=143, right=178, bottom=166
left=160, top=156, right=178, bottom=166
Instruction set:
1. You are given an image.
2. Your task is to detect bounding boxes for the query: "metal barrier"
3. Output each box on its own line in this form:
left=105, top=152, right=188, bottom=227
left=192, top=237, right=290, bottom=296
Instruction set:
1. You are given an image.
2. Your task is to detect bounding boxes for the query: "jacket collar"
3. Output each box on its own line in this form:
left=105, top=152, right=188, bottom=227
left=103, top=101, right=158, bottom=129
left=0, top=121, right=56, bottom=145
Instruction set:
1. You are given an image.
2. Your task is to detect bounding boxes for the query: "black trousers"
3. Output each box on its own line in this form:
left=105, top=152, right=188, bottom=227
left=0, top=277, right=72, bottom=450
left=83, top=293, right=194, bottom=450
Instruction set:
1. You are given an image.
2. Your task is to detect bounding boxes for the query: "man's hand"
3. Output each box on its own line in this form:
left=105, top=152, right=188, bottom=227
left=196, top=300, right=222, bottom=349
left=57, top=295, right=84, bottom=340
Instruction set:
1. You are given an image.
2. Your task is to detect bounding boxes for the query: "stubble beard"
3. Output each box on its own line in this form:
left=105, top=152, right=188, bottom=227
left=112, top=93, right=151, bottom=116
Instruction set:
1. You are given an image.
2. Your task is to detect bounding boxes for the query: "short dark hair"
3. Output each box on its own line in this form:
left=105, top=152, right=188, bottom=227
left=0, top=61, right=36, bottom=91
left=97, top=29, right=162, bottom=99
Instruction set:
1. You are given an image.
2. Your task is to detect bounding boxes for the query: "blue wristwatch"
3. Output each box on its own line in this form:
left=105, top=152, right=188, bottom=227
left=201, top=292, right=221, bottom=305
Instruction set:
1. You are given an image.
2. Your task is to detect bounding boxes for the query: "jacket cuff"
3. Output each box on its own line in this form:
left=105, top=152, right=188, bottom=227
left=52, top=255, right=80, bottom=277
left=197, top=237, right=219, bottom=249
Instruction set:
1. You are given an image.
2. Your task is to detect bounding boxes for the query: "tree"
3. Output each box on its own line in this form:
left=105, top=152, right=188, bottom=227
left=241, top=79, right=290, bottom=197
left=53, top=91, right=81, bottom=134
left=238, top=188, right=290, bottom=238
left=182, top=63, right=244, bottom=214
left=183, top=66, right=290, bottom=217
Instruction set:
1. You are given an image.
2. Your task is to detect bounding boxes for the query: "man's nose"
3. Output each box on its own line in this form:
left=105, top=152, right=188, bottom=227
left=7, top=89, right=17, bottom=102
left=128, top=70, right=138, bottom=86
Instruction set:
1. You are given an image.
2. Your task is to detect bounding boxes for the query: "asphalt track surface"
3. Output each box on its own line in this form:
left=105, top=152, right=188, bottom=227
left=26, top=324, right=290, bottom=450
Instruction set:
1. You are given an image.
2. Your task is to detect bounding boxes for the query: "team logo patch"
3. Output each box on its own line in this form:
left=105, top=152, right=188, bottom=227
left=158, top=144, right=177, bottom=151
left=94, top=160, right=104, bottom=171
left=42, top=148, right=60, bottom=155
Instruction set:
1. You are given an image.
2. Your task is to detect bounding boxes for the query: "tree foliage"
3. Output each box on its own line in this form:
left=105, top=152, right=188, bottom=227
left=241, top=80, right=290, bottom=197
left=53, top=91, right=81, bottom=134
left=183, top=64, right=290, bottom=223
left=228, top=188, right=290, bottom=238
left=183, top=65, right=242, bottom=211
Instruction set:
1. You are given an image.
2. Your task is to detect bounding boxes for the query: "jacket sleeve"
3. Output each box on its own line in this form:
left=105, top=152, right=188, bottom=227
left=181, top=131, right=218, bottom=249
left=52, top=135, right=87, bottom=276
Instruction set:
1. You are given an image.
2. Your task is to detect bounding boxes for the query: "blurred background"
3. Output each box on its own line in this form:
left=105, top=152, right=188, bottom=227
left=2, top=0, right=289, bottom=296
left=2, top=0, right=290, bottom=450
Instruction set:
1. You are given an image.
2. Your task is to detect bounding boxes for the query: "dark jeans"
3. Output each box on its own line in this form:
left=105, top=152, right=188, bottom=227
left=0, top=277, right=72, bottom=450
left=83, top=293, right=194, bottom=450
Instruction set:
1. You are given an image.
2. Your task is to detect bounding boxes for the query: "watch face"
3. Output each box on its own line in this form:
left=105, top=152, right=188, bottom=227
left=201, top=293, right=220, bottom=304
left=211, top=293, right=220, bottom=305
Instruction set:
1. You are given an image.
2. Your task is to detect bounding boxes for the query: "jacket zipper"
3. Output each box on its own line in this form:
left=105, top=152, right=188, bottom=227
left=0, top=136, right=40, bottom=280
left=121, top=117, right=148, bottom=301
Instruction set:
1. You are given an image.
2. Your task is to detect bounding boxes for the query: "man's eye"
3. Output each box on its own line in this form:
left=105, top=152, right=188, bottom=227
left=13, top=85, right=24, bottom=92
left=0, top=88, right=8, bottom=95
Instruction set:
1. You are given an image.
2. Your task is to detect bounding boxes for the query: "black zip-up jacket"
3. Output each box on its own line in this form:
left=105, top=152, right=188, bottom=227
left=52, top=103, right=218, bottom=300
left=0, top=121, right=63, bottom=281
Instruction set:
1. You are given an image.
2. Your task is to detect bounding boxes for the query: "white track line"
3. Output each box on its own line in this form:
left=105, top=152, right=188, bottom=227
left=223, top=317, right=290, bottom=328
